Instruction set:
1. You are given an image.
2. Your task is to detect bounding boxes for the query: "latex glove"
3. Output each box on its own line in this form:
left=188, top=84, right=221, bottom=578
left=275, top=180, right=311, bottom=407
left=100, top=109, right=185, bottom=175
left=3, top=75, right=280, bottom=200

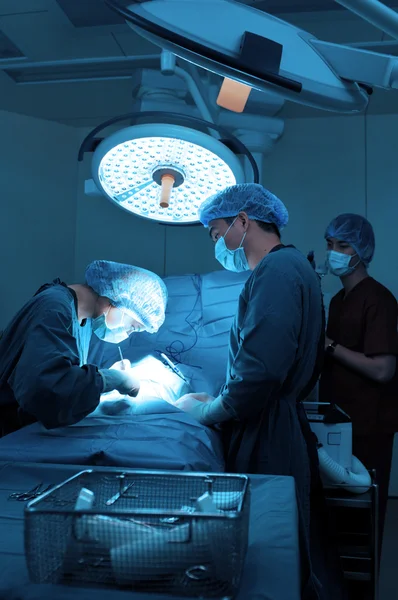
left=175, top=393, right=231, bottom=426
left=110, top=359, right=131, bottom=371
left=175, top=392, right=215, bottom=412
left=174, top=397, right=206, bottom=422
left=99, top=368, right=140, bottom=397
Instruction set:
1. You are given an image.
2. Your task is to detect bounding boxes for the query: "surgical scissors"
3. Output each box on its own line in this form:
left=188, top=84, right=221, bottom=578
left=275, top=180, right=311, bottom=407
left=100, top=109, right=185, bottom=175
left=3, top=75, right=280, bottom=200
left=8, top=483, right=53, bottom=502
left=106, top=481, right=135, bottom=506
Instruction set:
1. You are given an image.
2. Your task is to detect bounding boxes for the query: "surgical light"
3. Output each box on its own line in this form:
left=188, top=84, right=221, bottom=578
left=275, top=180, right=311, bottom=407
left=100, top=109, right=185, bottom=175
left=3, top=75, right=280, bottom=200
left=94, top=126, right=242, bottom=223
left=105, top=0, right=398, bottom=114
left=78, top=112, right=258, bottom=225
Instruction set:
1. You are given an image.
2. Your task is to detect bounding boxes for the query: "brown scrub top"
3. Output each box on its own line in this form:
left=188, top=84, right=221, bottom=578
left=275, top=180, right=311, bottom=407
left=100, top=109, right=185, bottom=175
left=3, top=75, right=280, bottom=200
left=319, top=277, right=398, bottom=435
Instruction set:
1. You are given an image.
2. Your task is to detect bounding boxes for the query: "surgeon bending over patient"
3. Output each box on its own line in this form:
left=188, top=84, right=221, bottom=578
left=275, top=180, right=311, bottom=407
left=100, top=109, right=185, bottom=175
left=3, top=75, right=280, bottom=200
left=176, top=184, right=346, bottom=599
left=0, top=260, right=167, bottom=437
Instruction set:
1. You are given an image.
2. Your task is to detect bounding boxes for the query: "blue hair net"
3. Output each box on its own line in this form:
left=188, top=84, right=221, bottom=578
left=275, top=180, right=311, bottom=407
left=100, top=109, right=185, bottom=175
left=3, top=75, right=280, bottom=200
left=199, top=183, right=289, bottom=230
left=325, top=214, right=375, bottom=266
left=86, top=260, right=168, bottom=333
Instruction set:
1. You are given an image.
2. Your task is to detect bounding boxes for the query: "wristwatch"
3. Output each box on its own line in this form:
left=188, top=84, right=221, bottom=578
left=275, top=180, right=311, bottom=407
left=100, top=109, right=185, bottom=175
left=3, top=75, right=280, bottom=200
left=326, top=340, right=338, bottom=355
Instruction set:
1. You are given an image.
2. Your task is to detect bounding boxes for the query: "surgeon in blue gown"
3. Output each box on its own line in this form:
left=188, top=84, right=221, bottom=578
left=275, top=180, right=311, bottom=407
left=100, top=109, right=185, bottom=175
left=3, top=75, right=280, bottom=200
left=0, top=260, right=167, bottom=437
left=176, top=184, right=346, bottom=600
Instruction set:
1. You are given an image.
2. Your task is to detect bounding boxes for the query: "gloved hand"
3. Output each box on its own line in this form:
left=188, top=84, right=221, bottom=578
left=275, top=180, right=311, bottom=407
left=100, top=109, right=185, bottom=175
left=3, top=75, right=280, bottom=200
left=110, top=359, right=131, bottom=371
left=175, top=393, right=214, bottom=412
left=175, top=393, right=231, bottom=426
left=99, top=368, right=140, bottom=397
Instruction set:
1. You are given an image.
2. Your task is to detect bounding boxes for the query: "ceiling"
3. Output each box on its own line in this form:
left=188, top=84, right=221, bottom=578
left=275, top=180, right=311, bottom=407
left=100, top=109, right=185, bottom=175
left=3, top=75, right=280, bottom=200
left=241, top=0, right=398, bottom=13
left=44, top=1, right=398, bottom=28
left=0, top=0, right=398, bottom=125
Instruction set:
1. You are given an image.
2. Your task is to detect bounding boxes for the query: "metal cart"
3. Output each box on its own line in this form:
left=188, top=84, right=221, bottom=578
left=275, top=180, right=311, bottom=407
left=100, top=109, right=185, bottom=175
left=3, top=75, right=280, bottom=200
left=325, top=470, right=379, bottom=600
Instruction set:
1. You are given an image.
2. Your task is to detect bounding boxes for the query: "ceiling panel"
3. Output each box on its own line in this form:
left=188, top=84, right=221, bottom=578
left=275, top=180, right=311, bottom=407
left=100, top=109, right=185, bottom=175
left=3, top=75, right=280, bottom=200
left=0, top=0, right=48, bottom=15
left=114, top=30, right=159, bottom=55
left=55, top=0, right=129, bottom=27
left=0, top=6, right=128, bottom=61
left=47, top=0, right=398, bottom=30
left=0, top=29, right=24, bottom=59
left=52, top=0, right=398, bottom=28
left=0, top=69, right=136, bottom=122
left=242, top=0, right=398, bottom=14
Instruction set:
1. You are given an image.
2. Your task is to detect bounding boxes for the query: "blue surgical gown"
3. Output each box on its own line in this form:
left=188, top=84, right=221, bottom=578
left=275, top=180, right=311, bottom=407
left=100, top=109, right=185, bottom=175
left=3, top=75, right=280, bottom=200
left=0, top=280, right=103, bottom=434
left=200, top=246, right=323, bottom=481
left=197, top=246, right=346, bottom=599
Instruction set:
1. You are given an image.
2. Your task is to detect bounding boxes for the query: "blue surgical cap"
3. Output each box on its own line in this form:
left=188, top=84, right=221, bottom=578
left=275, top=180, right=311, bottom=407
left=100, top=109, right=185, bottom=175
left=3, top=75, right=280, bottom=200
left=199, top=183, right=289, bottom=230
left=86, top=260, right=168, bottom=333
left=325, top=214, right=375, bottom=266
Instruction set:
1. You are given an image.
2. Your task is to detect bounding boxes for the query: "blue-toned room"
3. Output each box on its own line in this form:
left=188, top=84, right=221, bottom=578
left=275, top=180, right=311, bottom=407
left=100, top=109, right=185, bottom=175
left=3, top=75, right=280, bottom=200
left=0, top=2, right=398, bottom=599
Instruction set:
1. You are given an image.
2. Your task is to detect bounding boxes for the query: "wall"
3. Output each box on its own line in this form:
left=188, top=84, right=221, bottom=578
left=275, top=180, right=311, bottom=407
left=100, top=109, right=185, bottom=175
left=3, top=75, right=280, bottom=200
left=0, top=110, right=79, bottom=328
left=366, top=114, right=398, bottom=300
left=264, top=112, right=398, bottom=302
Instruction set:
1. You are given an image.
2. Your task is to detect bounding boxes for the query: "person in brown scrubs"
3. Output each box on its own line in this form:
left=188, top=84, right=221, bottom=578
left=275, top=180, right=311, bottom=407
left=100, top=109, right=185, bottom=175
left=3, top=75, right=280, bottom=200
left=319, top=213, right=398, bottom=564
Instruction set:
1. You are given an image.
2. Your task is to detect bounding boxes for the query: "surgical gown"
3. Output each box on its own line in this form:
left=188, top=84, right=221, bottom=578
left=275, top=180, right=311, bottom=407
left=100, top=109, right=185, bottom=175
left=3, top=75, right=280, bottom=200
left=198, top=245, right=346, bottom=599
left=0, top=280, right=103, bottom=435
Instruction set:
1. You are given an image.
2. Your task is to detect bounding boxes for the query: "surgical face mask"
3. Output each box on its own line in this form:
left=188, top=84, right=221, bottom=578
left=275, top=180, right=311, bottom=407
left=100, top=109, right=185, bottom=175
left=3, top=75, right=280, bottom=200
left=327, top=250, right=360, bottom=277
left=215, top=219, right=249, bottom=273
left=92, top=308, right=130, bottom=344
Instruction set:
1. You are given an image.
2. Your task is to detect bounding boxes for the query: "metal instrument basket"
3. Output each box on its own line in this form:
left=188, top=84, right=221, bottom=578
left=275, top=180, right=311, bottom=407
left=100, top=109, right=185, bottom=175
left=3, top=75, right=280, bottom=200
left=25, top=469, right=250, bottom=599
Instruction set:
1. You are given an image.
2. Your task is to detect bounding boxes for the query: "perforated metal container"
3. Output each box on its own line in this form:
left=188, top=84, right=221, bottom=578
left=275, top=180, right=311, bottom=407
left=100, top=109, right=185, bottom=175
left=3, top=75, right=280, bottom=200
left=25, top=469, right=250, bottom=598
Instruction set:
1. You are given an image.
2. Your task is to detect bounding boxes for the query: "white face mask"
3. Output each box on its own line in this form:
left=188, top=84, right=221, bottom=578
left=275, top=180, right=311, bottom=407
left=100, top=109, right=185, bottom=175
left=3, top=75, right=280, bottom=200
left=92, top=307, right=130, bottom=344
left=327, top=250, right=360, bottom=277
left=214, top=218, right=249, bottom=273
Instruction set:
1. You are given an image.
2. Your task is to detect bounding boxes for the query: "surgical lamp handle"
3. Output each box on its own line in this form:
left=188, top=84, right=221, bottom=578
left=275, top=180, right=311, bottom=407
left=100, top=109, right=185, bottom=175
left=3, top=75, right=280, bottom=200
left=160, top=174, right=175, bottom=208
left=77, top=111, right=260, bottom=184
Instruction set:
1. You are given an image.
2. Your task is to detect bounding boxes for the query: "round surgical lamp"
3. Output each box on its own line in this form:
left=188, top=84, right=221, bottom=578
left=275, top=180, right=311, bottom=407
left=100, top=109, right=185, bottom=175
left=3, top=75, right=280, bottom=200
left=78, top=112, right=258, bottom=225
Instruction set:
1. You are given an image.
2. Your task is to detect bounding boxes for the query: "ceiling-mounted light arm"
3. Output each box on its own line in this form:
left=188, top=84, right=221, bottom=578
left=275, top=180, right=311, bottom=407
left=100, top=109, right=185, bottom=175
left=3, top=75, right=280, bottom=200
left=159, top=49, right=218, bottom=134
left=311, top=39, right=398, bottom=89
left=104, top=0, right=302, bottom=94
left=77, top=111, right=260, bottom=183
left=335, top=0, right=398, bottom=40
left=184, top=61, right=219, bottom=122
left=173, top=66, right=219, bottom=133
